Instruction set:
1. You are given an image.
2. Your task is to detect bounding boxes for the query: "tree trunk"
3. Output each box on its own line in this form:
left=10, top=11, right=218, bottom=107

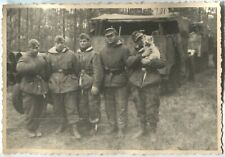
left=26, top=8, right=29, bottom=45
left=17, top=9, right=21, bottom=52
left=7, top=9, right=12, bottom=52
left=73, top=9, right=77, bottom=51
left=62, top=9, right=65, bottom=38
left=37, top=9, right=42, bottom=41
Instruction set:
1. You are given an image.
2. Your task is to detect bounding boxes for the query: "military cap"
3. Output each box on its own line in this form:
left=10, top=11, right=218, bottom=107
left=54, top=35, right=65, bottom=43
left=104, top=27, right=117, bottom=36
left=131, top=31, right=143, bottom=42
left=79, top=33, right=91, bottom=41
left=28, top=39, right=39, bottom=49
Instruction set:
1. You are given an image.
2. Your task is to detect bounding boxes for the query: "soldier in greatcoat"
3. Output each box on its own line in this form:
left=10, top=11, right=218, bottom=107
left=46, top=35, right=81, bottom=139
left=77, top=33, right=103, bottom=135
left=127, top=31, right=166, bottom=138
left=99, top=28, right=130, bottom=138
left=16, top=39, right=48, bottom=137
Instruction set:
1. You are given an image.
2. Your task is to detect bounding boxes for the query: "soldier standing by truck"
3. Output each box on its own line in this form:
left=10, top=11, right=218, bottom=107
left=100, top=28, right=130, bottom=138
left=127, top=31, right=165, bottom=138
left=77, top=33, right=103, bottom=135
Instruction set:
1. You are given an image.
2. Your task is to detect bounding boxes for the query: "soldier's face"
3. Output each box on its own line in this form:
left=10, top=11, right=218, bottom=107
left=79, top=39, right=90, bottom=50
left=29, top=46, right=39, bottom=56
left=136, top=37, right=144, bottom=47
left=105, top=32, right=117, bottom=44
left=55, top=42, right=65, bottom=52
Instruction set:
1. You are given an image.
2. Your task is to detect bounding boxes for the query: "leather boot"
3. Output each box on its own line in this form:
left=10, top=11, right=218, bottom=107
left=35, top=130, right=42, bottom=137
left=55, top=123, right=66, bottom=134
left=70, top=125, right=82, bottom=139
left=133, top=123, right=146, bottom=138
left=55, top=117, right=67, bottom=134
left=27, top=130, right=36, bottom=138
left=148, top=123, right=157, bottom=134
left=146, top=123, right=157, bottom=142
left=106, top=125, right=118, bottom=135
left=89, top=123, right=98, bottom=136
left=116, top=128, right=125, bottom=138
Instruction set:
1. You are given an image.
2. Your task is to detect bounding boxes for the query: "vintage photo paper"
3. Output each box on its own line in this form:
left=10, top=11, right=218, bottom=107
left=2, top=2, right=222, bottom=154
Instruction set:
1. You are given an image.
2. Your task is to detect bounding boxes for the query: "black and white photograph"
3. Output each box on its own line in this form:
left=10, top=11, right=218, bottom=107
left=3, top=3, right=222, bottom=154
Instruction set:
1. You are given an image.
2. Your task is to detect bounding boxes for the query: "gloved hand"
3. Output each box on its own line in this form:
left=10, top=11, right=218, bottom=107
left=91, top=86, right=99, bottom=95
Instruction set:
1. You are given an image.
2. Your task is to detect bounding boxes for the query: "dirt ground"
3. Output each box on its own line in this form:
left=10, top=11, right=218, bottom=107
left=5, top=68, right=218, bottom=151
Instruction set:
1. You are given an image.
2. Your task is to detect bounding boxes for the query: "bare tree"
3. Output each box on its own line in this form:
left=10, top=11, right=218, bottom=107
left=26, top=8, right=29, bottom=45
left=62, top=9, right=66, bottom=38
left=73, top=9, right=77, bottom=51
left=17, top=9, right=21, bottom=52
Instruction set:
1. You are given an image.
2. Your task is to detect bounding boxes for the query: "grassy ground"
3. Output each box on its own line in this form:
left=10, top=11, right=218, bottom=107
left=5, top=68, right=218, bottom=150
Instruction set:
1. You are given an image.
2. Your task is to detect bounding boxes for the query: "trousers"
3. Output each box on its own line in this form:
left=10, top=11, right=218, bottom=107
left=132, top=84, right=160, bottom=127
left=22, top=92, right=44, bottom=132
left=79, top=88, right=101, bottom=123
left=51, top=91, right=79, bottom=126
left=104, top=86, right=128, bottom=130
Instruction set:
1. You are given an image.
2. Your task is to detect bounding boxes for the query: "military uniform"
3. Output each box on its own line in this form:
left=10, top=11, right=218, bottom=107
left=100, top=29, right=130, bottom=136
left=77, top=46, right=103, bottom=128
left=46, top=44, right=80, bottom=136
left=127, top=32, right=166, bottom=137
left=16, top=49, right=48, bottom=135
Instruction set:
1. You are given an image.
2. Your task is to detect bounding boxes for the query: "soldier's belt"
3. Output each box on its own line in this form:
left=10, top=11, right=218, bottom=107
left=81, top=69, right=93, bottom=76
left=52, top=69, right=74, bottom=75
left=104, top=68, right=125, bottom=75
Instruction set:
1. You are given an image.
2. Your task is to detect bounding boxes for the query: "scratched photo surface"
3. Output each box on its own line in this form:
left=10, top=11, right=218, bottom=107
left=4, top=5, right=220, bottom=153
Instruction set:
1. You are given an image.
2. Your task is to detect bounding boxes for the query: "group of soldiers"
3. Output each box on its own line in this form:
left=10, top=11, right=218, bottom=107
left=15, top=27, right=165, bottom=139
